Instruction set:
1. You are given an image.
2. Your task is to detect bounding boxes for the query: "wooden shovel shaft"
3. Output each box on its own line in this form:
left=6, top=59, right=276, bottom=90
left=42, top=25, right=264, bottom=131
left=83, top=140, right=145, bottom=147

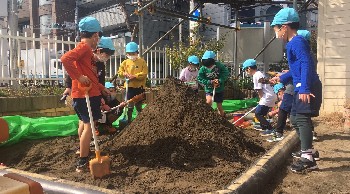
left=85, top=94, right=100, bottom=152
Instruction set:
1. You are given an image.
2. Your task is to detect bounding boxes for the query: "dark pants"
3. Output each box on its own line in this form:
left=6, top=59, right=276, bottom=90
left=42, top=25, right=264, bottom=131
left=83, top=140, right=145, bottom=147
left=255, top=105, right=272, bottom=130
left=275, top=93, right=293, bottom=134
left=275, top=109, right=289, bottom=134
left=127, top=87, right=145, bottom=122
left=290, top=80, right=322, bottom=151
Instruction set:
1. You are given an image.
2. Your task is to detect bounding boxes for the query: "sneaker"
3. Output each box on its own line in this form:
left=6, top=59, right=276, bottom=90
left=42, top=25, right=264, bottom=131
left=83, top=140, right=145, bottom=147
left=254, top=126, right=264, bottom=131
left=267, top=132, right=284, bottom=142
left=292, top=150, right=320, bottom=161
left=260, top=129, right=275, bottom=136
left=313, top=131, right=318, bottom=141
left=76, top=157, right=89, bottom=172
left=290, top=157, right=318, bottom=173
left=75, top=147, right=80, bottom=155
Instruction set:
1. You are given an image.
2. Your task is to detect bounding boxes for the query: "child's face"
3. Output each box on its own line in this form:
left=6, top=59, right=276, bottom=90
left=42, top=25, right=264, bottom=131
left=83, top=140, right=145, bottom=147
left=189, top=64, right=198, bottom=71
left=108, top=88, right=116, bottom=93
left=91, top=32, right=101, bottom=49
left=95, top=51, right=111, bottom=62
left=274, top=25, right=288, bottom=42
left=278, top=90, right=284, bottom=99
left=126, top=52, right=138, bottom=61
left=245, top=67, right=253, bottom=76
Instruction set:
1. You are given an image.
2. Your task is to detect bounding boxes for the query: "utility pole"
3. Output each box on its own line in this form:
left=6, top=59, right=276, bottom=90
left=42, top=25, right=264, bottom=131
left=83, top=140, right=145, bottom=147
left=8, top=0, right=18, bottom=85
left=75, top=0, right=79, bottom=41
left=138, top=0, right=143, bottom=57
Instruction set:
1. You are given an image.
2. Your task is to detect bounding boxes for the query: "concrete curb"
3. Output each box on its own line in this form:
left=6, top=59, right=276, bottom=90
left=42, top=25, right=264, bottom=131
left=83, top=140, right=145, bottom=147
left=206, top=130, right=299, bottom=194
left=0, top=166, right=118, bottom=194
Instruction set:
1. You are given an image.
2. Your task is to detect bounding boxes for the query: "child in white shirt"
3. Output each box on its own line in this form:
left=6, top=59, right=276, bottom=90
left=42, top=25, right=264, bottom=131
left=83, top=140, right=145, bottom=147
left=242, top=59, right=277, bottom=136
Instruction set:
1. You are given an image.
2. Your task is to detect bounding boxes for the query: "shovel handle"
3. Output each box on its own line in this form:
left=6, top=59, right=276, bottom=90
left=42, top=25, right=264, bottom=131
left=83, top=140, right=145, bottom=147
left=232, top=106, right=258, bottom=125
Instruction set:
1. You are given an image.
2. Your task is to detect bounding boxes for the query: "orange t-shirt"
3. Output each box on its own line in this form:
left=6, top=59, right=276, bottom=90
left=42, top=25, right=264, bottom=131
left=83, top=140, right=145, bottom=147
left=61, top=42, right=104, bottom=98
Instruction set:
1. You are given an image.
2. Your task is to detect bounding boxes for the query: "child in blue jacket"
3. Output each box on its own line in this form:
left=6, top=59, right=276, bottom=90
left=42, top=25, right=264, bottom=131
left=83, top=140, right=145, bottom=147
left=270, top=8, right=322, bottom=173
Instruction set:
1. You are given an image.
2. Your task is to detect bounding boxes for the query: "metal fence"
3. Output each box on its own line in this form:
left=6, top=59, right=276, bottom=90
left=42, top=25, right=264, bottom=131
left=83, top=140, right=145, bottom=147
left=0, top=32, right=179, bottom=87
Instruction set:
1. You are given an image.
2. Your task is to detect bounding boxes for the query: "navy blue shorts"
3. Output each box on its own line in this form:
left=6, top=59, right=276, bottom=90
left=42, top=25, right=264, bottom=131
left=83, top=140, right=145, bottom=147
left=255, top=104, right=270, bottom=116
left=291, top=80, right=322, bottom=117
left=126, top=87, right=145, bottom=100
left=73, top=96, right=102, bottom=123
left=206, top=92, right=224, bottom=103
left=280, top=93, right=293, bottom=113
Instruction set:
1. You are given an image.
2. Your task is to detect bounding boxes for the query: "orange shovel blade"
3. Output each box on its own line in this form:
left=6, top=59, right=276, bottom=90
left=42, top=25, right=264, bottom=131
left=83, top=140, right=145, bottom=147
left=0, top=118, right=9, bottom=143
left=89, top=151, right=111, bottom=178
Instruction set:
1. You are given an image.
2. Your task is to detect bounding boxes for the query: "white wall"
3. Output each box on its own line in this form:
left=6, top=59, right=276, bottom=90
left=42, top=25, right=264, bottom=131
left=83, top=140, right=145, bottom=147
left=318, top=0, right=350, bottom=112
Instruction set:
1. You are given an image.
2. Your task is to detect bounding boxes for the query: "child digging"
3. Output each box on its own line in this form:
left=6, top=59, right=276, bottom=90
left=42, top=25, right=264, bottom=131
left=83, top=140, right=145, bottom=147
left=179, top=55, right=200, bottom=93
left=198, top=50, right=229, bottom=117
left=242, top=59, right=277, bottom=135
left=118, top=42, right=148, bottom=123
left=270, top=8, right=322, bottom=173
left=61, top=17, right=110, bottom=172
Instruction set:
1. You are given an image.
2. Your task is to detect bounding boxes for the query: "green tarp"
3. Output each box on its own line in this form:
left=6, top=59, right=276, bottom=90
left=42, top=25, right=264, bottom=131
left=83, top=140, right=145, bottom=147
left=1, top=99, right=257, bottom=147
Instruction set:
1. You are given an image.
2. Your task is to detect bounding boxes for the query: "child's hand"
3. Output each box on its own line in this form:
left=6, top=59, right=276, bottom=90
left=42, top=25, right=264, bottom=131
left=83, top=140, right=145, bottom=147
left=120, top=101, right=127, bottom=108
left=123, top=72, right=130, bottom=78
left=63, top=88, right=71, bottom=96
left=211, top=79, right=219, bottom=87
left=102, top=87, right=111, bottom=95
left=78, top=75, right=90, bottom=85
left=128, top=74, right=136, bottom=80
left=269, top=76, right=280, bottom=84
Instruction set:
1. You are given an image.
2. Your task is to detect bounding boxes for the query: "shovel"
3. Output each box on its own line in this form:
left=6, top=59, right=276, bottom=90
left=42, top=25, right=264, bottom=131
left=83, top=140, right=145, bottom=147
left=0, top=118, right=9, bottom=143
left=232, top=105, right=258, bottom=125
left=79, top=83, right=111, bottom=178
left=119, top=79, right=129, bottom=129
left=102, top=93, right=145, bottom=114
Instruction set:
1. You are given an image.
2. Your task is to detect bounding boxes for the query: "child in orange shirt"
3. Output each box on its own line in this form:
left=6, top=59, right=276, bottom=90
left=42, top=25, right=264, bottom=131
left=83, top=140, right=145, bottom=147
left=61, top=16, right=109, bottom=172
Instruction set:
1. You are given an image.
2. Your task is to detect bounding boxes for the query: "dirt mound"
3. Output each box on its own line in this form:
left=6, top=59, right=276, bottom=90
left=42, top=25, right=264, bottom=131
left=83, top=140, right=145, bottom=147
left=0, top=78, right=268, bottom=193
left=104, top=78, right=263, bottom=169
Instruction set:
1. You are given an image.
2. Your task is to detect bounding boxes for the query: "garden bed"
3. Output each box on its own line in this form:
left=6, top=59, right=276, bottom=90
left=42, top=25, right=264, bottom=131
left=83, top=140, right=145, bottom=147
left=0, top=78, right=273, bottom=193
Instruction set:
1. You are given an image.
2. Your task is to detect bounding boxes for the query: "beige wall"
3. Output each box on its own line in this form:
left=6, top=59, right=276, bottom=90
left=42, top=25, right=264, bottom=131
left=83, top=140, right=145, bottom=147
left=318, top=0, right=350, bottom=112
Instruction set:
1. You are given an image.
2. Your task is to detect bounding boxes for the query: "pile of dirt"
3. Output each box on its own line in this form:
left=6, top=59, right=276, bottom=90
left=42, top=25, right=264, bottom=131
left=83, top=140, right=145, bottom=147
left=0, top=78, right=268, bottom=193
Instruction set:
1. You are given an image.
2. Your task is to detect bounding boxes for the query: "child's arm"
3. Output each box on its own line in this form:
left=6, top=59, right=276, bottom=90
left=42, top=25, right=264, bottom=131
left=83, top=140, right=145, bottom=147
left=256, top=89, right=263, bottom=99
left=61, top=45, right=89, bottom=83
left=296, top=41, right=313, bottom=94
left=218, top=63, right=229, bottom=85
left=197, top=67, right=211, bottom=86
left=279, top=71, right=293, bottom=85
left=134, top=60, right=148, bottom=81
left=117, top=60, right=127, bottom=79
left=179, top=69, right=186, bottom=81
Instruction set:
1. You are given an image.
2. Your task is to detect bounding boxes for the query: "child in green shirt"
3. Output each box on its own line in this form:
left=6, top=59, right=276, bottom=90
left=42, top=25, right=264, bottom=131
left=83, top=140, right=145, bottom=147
left=197, top=50, right=229, bottom=117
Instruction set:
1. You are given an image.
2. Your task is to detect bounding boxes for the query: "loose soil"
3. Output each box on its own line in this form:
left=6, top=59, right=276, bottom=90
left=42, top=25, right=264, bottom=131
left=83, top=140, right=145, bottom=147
left=265, top=113, right=350, bottom=194
left=0, top=78, right=275, bottom=193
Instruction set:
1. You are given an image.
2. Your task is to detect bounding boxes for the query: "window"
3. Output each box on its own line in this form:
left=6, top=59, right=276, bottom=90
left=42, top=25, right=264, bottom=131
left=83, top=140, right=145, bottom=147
left=39, top=0, right=52, bottom=6
left=40, top=14, right=52, bottom=35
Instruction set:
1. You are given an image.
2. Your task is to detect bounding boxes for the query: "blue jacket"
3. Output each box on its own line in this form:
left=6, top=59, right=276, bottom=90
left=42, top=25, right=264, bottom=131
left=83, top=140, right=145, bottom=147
left=279, top=35, right=319, bottom=94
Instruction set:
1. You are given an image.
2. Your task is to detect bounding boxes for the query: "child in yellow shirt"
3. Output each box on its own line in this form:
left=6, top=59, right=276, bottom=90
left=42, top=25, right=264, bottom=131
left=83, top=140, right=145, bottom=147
left=118, top=42, right=148, bottom=122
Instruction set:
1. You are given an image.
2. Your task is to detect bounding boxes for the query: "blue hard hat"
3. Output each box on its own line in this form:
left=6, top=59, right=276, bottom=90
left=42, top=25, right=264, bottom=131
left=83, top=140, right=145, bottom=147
left=125, top=42, right=138, bottom=53
left=273, top=83, right=284, bottom=94
left=188, top=55, right=199, bottom=65
left=105, top=82, right=114, bottom=89
left=271, top=8, right=299, bottom=27
left=242, top=59, right=256, bottom=70
left=78, top=17, right=102, bottom=32
left=98, top=36, right=115, bottom=51
left=297, top=30, right=311, bottom=41
left=202, top=50, right=216, bottom=60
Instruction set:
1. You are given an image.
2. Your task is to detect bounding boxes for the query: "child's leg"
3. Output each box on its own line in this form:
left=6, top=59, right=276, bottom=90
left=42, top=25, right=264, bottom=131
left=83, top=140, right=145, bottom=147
left=255, top=105, right=272, bottom=130
left=216, top=103, right=225, bottom=117
left=80, top=122, right=93, bottom=157
left=206, top=95, right=213, bottom=106
left=135, top=101, right=143, bottom=113
left=78, top=120, right=84, bottom=139
left=275, top=109, right=288, bottom=134
left=296, top=113, right=313, bottom=151
left=127, top=102, right=134, bottom=122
